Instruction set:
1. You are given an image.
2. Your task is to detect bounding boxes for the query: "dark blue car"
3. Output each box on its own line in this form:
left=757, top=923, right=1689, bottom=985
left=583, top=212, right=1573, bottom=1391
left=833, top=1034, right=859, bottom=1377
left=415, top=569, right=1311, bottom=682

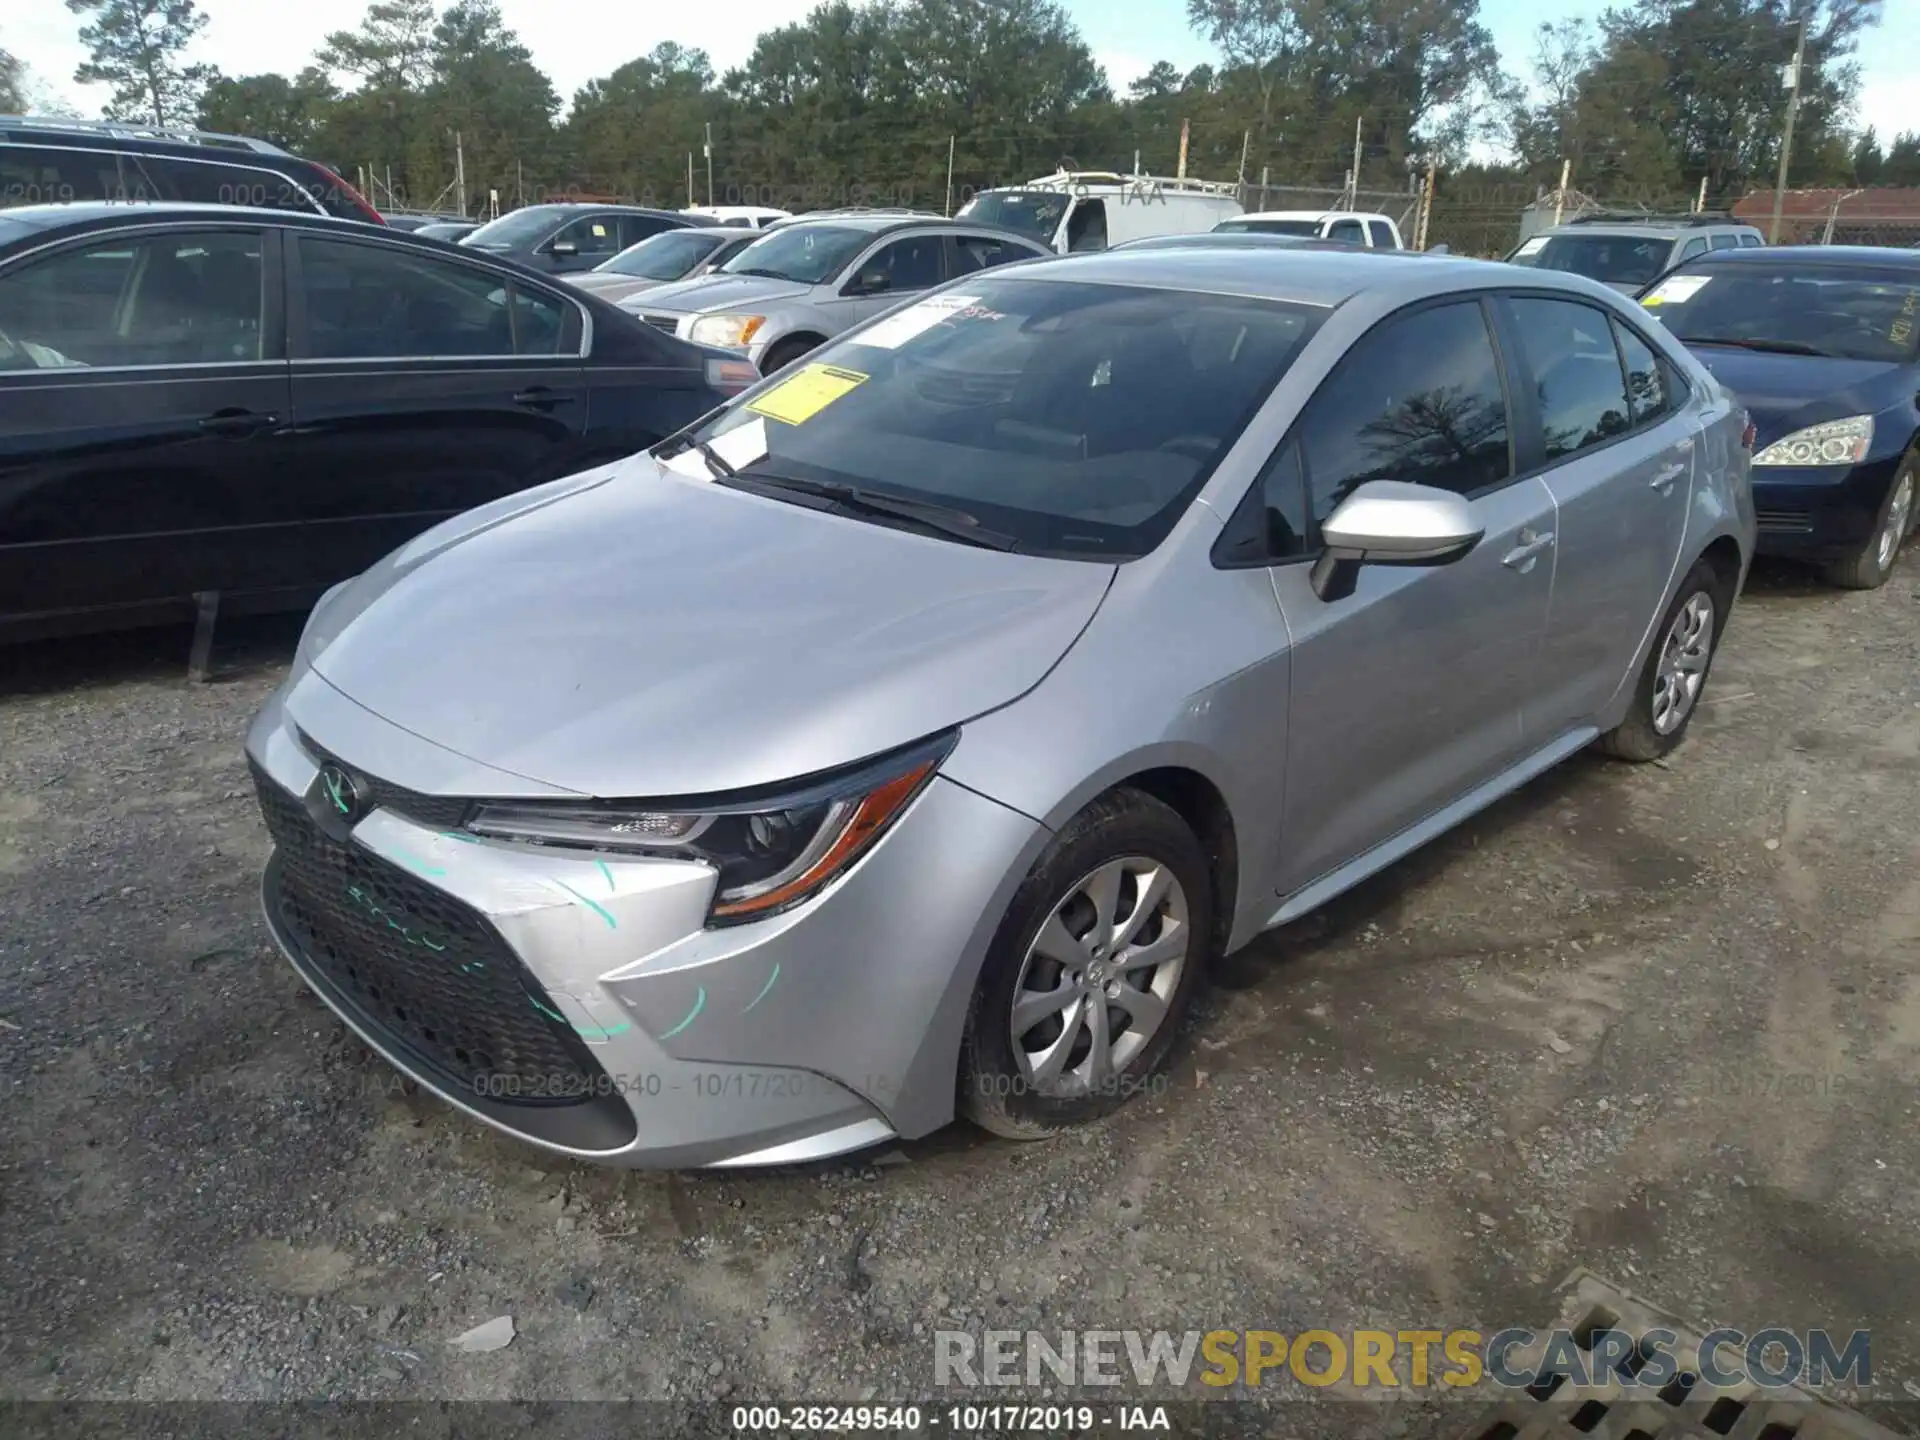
left=1637, top=246, right=1918, bottom=588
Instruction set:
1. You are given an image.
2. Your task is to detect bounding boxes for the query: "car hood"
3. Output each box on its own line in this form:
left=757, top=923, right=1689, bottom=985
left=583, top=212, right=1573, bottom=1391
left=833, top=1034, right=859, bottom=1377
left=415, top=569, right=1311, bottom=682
left=306, top=457, right=1113, bottom=798
left=569, top=273, right=662, bottom=300
left=634, top=272, right=813, bottom=316
left=1682, top=346, right=1910, bottom=447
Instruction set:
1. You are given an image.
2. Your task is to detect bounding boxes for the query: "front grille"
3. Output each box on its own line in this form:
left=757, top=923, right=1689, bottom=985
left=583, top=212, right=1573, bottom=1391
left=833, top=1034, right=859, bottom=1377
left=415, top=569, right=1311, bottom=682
left=1757, top=505, right=1814, bottom=534
left=253, top=762, right=607, bottom=1107
left=639, top=313, right=681, bottom=335
left=293, top=730, right=471, bottom=829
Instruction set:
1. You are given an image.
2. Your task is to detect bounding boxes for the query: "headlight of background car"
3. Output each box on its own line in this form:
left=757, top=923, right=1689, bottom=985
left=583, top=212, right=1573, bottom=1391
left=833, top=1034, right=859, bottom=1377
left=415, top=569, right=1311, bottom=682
left=687, top=313, right=766, bottom=350
left=465, top=731, right=955, bottom=924
left=1752, top=415, right=1874, bottom=468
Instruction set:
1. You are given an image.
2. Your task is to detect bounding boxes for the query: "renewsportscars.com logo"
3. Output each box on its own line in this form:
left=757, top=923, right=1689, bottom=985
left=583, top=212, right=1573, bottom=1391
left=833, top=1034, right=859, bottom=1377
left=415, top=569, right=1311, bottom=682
left=933, top=1327, right=1872, bottom=1392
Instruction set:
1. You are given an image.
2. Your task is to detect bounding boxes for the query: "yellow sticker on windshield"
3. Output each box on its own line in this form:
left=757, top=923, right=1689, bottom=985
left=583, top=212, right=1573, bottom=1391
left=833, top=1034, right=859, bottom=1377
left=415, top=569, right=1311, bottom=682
left=747, top=363, right=869, bottom=425
left=592, top=223, right=608, bottom=237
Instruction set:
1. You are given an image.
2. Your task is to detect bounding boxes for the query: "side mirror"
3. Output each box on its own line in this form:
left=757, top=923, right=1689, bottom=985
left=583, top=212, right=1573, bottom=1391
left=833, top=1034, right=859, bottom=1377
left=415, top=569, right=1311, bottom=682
left=848, top=267, right=889, bottom=295
left=548, top=240, right=578, bottom=259
left=1309, top=480, right=1484, bottom=601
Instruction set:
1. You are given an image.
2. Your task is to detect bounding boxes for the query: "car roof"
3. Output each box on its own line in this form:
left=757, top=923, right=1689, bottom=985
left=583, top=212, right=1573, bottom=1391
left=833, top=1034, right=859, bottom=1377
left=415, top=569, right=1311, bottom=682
left=770, top=214, right=1037, bottom=241
left=1533, top=221, right=1752, bottom=239
left=1117, top=231, right=1353, bottom=251
left=1235, top=210, right=1394, bottom=223
left=1020, top=245, right=1525, bottom=307
left=1677, top=243, right=1920, bottom=269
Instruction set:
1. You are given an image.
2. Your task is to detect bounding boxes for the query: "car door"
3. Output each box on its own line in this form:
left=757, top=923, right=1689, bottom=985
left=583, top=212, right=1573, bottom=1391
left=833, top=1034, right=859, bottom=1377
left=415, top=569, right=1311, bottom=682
left=834, top=232, right=947, bottom=327
left=282, top=231, right=590, bottom=585
left=1495, top=294, right=1695, bottom=732
left=542, top=213, right=625, bottom=273
left=1268, top=297, right=1559, bottom=895
left=0, top=224, right=292, bottom=631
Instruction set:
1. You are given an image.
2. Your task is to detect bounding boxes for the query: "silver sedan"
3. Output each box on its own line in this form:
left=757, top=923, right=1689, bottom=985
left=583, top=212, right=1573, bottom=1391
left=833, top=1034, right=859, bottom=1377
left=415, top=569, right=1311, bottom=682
left=248, top=247, right=1754, bottom=1168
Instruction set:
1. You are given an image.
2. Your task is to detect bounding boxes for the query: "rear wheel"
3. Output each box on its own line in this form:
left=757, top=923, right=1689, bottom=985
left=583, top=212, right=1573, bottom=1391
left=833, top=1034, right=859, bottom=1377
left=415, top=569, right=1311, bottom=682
left=959, top=789, right=1210, bottom=1140
left=1822, top=457, right=1914, bottom=590
left=1598, top=558, right=1725, bottom=762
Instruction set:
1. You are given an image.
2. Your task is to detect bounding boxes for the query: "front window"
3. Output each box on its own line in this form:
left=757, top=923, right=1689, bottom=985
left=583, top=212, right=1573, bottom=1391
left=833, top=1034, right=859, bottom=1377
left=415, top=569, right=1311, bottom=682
left=598, top=230, right=719, bottom=279
left=1641, top=261, right=1920, bottom=363
left=1506, top=234, right=1671, bottom=287
left=957, top=190, right=1069, bottom=245
left=664, top=277, right=1323, bottom=559
left=1217, top=217, right=1322, bottom=237
left=463, top=206, right=568, bottom=249
left=720, top=224, right=872, bottom=285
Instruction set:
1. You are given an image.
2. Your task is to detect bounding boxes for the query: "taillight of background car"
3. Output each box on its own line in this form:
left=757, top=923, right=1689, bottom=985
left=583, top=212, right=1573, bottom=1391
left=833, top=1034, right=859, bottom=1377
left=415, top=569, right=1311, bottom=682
left=706, top=357, right=760, bottom=396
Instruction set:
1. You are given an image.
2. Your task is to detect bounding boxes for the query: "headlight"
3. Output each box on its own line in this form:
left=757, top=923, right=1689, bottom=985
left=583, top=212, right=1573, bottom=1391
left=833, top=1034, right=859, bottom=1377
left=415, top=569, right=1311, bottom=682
left=688, top=313, right=766, bottom=349
left=466, top=732, right=955, bottom=924
left=1753, top=415, right=1874, bottom=468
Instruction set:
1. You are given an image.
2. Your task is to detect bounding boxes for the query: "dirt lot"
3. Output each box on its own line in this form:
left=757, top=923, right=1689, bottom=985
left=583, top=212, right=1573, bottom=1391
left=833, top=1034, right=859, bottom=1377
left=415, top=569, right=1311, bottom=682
left=3, top=562, right=1919, bottom=1435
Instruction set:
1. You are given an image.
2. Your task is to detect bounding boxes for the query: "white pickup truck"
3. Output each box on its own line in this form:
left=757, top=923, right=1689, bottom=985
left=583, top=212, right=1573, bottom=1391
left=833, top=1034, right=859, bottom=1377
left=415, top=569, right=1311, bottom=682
left=1213, top=210, right=1405, bottom=248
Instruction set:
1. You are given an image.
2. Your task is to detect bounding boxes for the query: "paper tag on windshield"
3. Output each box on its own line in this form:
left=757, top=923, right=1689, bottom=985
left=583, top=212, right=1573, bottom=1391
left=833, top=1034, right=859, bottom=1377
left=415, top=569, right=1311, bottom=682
left=846, top=294, right=984, bottom=351
left=747, top=363, right=868, bottom=425
left=1514, top=237, right=1548, bottom=256
left=1642, top=274, right=1712, bottom=307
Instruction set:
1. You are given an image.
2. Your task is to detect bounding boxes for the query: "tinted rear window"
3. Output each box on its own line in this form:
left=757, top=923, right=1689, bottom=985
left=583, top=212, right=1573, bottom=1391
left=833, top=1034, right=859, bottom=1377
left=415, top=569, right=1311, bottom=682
left=667, top=278, right=1323, bottom=559
left=1218, top=217, right=1322, bottom=237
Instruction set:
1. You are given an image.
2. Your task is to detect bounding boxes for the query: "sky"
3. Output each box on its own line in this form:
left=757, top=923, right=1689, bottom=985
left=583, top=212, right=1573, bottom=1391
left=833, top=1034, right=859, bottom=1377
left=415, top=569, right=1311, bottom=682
left=6, top=0, right=1917, bottom=155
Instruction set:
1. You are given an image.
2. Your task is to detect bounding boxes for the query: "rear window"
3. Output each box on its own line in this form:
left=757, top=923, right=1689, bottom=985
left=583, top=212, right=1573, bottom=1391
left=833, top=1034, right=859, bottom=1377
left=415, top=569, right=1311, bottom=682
left=1641, top=262, right=1920, bottom=363
left=1217, top=217, right=1322, bottom=237
left=1507, top=234, right=1671, bottom=286
left=666, top=277, right=1323, bottom=559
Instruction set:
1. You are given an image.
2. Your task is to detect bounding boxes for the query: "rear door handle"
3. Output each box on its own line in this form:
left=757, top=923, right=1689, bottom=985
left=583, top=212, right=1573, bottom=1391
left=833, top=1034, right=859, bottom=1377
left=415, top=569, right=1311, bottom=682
left=1502, top=527, right=1555, bottom=572
left=1651, top=461, right=1687, bottom=494
left=513, top=386, right=577, bottom=410
left=198, top=408, right=275, bottom=437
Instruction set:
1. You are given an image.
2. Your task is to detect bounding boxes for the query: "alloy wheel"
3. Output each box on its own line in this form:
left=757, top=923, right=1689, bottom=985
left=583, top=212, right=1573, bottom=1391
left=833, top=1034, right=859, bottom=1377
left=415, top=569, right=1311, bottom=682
left=1652, top=591, right=1715, bottom=736
left=1878, top=472, right=1914, bottom=574
left=1008, top=856, right=1191, bottom=1096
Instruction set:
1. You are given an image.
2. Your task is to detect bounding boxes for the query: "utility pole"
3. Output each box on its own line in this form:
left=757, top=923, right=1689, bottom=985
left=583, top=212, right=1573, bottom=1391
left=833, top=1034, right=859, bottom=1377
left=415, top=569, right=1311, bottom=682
left=687, top=152, right=695, bottom=208
left=1415, top=163, right=1436, bottom=250
left=1132, top=149, right=1141, bottom=176
left=515, top=158, right=523, bottom=210
left=703, top=123, right=714, bottom=207
left=1551, top=157, right=1571, bottom=226
left=1769, top=15, right=1808, bottom=244
left=1236, top=128, right=1250, bottom=192
left=944, top=134, right=956, bottom=216
left=1694, top=175, right=1708, bottom=213
left=1348, top=115, right=1363, bottom=208
left=1176, top=119, right=1190, bottom=180
left=1259, top=164, right=1269, bottom=212
left=453, top=131, right=466, bottom=217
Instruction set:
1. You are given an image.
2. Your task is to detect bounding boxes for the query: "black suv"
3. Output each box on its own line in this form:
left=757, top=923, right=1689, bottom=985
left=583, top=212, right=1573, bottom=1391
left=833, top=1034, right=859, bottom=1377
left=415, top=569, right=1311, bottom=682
left=2, top=115, right=383, bottom=224
left=459, top=204, right=715, bottom=274
left=0, top=203, right=759, bottom=643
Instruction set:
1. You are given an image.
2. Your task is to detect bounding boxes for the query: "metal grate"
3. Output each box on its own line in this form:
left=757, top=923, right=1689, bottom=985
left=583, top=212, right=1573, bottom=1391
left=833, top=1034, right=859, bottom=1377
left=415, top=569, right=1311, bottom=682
left=1755, top=507, right=1815, bottom=536
left=1450, top=1273, right=1905, bottom=1440
left=253, top=762, right=606, bottom=1106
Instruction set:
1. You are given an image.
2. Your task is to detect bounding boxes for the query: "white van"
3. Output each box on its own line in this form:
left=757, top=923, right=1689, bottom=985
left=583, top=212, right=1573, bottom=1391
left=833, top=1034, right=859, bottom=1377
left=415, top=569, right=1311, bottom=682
left=958, top=171, right=1243, bottom=254
left=683, top=205, right=792, bottom=230
left=1216, top=211, right=1405, bottom=248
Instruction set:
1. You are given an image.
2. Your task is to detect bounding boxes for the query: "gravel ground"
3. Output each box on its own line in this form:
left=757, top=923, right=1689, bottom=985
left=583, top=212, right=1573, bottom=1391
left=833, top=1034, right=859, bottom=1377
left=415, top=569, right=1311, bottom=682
left=2, top=563, right=1919, bottom=1437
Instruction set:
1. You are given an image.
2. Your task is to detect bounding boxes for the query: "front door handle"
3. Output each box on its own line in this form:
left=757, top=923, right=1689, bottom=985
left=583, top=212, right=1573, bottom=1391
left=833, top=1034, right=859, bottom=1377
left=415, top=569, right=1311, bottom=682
left=1650, top=461, right=1686, bottom=494
left=198, top=408, right=275, bottom=437
left=1502, top=527, right=1556, bottom=572
left=513, top=386, right=576, bottom=410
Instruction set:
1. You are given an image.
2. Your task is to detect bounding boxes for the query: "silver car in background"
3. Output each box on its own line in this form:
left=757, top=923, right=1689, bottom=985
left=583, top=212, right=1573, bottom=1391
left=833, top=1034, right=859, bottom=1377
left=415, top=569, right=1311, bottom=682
left=621, top=215, right=1051, bottom=374
left=248, top=248, right=1753, bottom=1169
left=565, top=227, right=759, bottom=307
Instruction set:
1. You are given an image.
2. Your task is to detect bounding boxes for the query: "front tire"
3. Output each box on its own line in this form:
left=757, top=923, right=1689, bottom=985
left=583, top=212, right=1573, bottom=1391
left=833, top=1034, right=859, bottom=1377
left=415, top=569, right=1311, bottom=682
left=1598, top=558, right=1726, bottom=762
left=760, top=336, right=820, bottom=375
left=1822, top=457, right=1915, bottom=591
left=959, top=788, right=1210, bottom=1140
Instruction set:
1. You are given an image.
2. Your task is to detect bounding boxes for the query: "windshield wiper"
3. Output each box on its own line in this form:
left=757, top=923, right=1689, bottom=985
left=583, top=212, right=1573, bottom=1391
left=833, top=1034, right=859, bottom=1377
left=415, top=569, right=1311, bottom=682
left=727, top=267, right=791, bottom=280
left=1681, top=335, right=1832, bottom=357
left=719, top=471, right=1019, bottom=551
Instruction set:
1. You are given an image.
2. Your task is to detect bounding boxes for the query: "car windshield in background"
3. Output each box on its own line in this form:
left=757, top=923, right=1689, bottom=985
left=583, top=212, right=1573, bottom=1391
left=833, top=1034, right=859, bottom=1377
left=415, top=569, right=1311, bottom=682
left=599, top=231, right=720, bottom=278
left=718, top=225, right=871, bottom=284
left=461, top=207, right=565, bottom=248
left=1217, top=218, right=1321, bottom=237
left=1641, top=263, right=1920, bottom=363
left=1509, top=234, right=1670, bottom=286
left=957, top=191, right=1069, bottom=245
left=668, top=278, right=1322, bottom=560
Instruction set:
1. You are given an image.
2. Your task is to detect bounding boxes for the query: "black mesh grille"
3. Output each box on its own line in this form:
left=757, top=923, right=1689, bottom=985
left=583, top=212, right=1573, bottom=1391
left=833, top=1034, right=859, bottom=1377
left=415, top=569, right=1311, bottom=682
left=253, top=761, right=606, bottom=1106
left=1756, top=506, right=1814, bottom=534
left=639, top=313, right=680, bottom=334
left=293, top=730, right=472, bottom=829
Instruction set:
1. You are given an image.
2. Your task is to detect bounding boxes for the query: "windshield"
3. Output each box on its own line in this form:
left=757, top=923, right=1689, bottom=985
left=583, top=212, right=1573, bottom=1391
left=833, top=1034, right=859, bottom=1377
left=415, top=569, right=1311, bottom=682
left=957, top=191, right=1069, bottom=245
left=719, top=225, right=871, bottom=284
left=1217, top=217, right=1321, bottom=237
left=1641, top=262, right=1920, bottom=363
left=1507, top=233, right=1671, bottom=285
left=599, top=230, right=721, bottom=279
left=668, top=278, right=1322, bottom=559
left=462, top=207, right=567, bottom=248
